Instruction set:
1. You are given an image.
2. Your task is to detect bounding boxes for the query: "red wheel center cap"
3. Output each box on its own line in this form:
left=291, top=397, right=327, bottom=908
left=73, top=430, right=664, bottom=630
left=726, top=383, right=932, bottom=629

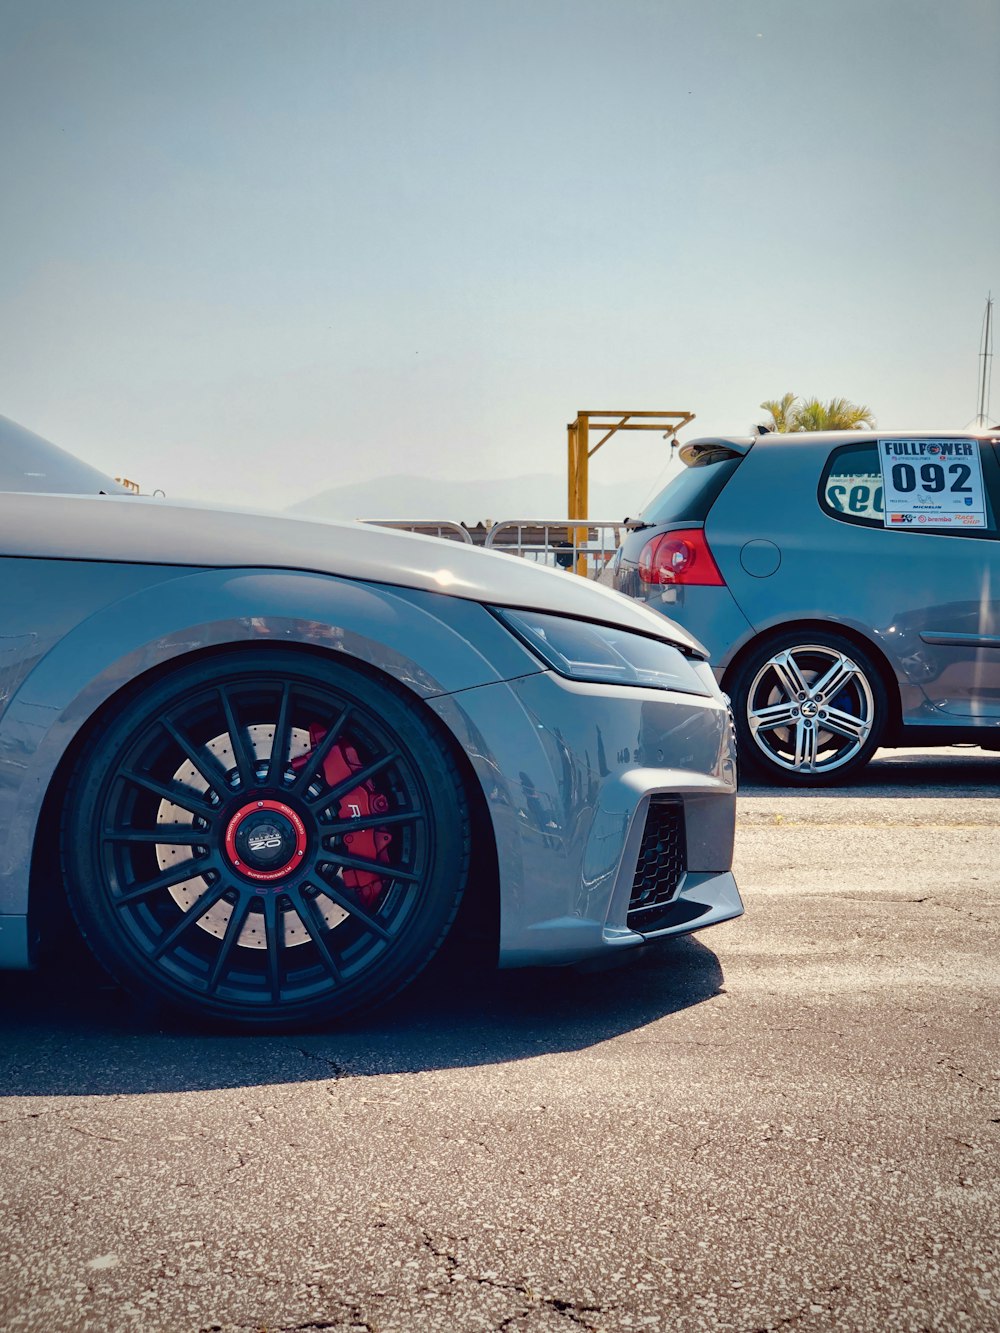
left=225, top=799, right=307, bottom=882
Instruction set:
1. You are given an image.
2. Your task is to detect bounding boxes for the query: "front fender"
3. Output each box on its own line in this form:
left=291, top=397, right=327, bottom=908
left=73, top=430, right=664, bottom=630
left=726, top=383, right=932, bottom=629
left=0, top=562, right=539, bottom=931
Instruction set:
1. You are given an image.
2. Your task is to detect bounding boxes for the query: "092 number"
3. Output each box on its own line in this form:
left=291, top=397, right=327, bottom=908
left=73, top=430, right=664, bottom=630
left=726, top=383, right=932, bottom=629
left=891, top=462, right=973, bottom=494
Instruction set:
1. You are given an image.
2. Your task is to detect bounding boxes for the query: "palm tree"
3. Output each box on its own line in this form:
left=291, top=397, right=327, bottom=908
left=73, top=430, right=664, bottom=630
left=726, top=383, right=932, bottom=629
left=758, top=392, right=798, bottom=433
left=792, top=396, right=875, bottom=431
left=758, top=394, right=875, bottom=433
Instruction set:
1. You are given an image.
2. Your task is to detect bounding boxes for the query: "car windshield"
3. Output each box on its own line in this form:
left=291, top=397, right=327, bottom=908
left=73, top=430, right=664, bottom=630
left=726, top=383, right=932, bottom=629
left=0, top=415, right=128, bottom=495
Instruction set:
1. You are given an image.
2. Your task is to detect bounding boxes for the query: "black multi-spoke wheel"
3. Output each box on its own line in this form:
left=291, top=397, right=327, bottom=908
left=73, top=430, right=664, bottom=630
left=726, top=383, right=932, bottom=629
left=727, top=630, right=888, bottom=786
left=62, top=650, right=470, bottom=1027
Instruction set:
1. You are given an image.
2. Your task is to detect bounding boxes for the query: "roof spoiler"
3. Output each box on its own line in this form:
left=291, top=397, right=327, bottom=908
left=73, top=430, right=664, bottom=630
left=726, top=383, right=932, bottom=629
left=677, top=438, right=755, bottom=468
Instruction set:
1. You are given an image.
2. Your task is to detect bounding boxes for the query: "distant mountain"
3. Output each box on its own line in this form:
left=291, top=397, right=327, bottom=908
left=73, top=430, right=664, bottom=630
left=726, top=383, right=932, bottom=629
left=288, top=472, right=670, bottom=524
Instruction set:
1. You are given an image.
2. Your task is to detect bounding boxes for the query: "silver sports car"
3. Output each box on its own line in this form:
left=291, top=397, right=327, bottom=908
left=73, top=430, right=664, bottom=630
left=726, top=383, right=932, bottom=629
left=0, top=415, right=742, bottom=1027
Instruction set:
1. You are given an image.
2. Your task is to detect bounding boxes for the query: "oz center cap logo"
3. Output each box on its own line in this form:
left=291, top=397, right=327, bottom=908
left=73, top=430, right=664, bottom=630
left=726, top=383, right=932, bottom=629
left=248, top=824, right=284, bottom=855
left=225, top=800, right=307, bottom=881
left=236, top=815, right=293, bottom=867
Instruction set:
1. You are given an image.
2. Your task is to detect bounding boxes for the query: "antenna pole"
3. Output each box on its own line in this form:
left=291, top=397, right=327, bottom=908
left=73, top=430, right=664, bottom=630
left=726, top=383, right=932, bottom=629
left=977, top=293, right=994, bottom=427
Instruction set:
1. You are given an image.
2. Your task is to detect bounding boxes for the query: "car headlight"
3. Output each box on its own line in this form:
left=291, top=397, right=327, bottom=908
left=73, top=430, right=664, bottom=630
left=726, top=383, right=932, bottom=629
left=491, top=607, right=712, bottom=696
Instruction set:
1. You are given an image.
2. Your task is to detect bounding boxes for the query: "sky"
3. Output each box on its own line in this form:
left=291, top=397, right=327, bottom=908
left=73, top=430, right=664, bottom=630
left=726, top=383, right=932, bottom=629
left=1, top=0, right=998, bottom=511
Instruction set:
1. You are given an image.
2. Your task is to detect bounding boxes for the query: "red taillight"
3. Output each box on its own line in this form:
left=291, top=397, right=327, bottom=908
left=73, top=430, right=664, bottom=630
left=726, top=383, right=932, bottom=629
left=638, top=528, right=725, bottom=586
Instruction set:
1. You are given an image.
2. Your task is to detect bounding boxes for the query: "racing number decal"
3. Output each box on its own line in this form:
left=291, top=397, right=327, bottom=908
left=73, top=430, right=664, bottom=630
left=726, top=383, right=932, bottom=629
left=878, top=440, right=986, bottom=528
left=889, top=461, right=973, bottom=495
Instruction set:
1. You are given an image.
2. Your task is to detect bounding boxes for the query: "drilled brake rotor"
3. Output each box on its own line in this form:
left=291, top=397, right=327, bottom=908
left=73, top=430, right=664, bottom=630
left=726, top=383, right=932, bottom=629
left=156, top=725, right=346, bottom=949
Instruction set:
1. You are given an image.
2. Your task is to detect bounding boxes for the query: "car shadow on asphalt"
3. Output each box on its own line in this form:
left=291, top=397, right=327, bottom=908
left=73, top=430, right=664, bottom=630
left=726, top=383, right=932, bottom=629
left=0, top=933, right=724, bottom=1097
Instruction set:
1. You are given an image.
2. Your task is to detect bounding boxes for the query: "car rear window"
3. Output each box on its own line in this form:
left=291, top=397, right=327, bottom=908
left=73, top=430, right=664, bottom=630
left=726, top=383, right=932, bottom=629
left=637, top=443, right=747, bottom=524
left=819, top=439, right=998, bottom=537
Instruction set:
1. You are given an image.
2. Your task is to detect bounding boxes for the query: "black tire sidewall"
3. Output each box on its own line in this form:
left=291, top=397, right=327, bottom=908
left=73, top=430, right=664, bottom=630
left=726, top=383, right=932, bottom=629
left=62, top=649, right=470, bottom=1028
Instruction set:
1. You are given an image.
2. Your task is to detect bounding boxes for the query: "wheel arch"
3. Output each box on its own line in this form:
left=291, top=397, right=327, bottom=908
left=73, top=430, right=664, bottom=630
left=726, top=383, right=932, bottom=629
left=28, top=636, right=500, bottom=966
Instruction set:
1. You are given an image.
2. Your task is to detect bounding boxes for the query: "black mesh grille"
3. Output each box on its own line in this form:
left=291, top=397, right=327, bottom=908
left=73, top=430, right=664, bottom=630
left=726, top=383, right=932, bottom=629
left=627, top=796, right=686, bottom=931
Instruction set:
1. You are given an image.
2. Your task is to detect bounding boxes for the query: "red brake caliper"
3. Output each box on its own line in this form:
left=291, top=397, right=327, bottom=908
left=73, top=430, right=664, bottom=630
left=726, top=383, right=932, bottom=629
left=291, top=724, right=392, bottom=908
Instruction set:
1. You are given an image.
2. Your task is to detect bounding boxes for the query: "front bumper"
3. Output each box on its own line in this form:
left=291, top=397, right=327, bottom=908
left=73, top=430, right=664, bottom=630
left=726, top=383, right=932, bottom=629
left=429, top=668, right=743, bottom=968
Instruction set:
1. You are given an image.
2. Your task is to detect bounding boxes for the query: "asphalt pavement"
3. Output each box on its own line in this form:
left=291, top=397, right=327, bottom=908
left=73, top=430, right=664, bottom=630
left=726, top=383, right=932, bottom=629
left=1, top=747, right=998, bottom=1332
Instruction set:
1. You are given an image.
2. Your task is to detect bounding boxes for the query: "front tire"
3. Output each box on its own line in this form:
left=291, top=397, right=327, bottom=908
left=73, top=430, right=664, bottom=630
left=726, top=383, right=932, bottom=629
left=727, top=631, right=887, bottom=786
left=62, top=649, right=470, bottom=1028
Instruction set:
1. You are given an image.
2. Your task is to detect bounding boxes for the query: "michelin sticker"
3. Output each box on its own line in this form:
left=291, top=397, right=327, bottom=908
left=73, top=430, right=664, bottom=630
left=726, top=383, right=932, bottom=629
left=878, top=439, right=986, bottom=529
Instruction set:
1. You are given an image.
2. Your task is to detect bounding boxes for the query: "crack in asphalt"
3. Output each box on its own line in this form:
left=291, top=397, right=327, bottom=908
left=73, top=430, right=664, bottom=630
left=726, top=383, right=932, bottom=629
left=297, top=1047, right=349, bottom=1079
left=203, top=1317, right=375, bottom=1333
left=203, top=1300, right=377, bottom=1332
left=66, top=1122, right=125, bottom=1144
left=927, top=897, right=997, bottom=927
left=937, top=1059, right=968, bottom=1078
left=420, top=1231, right=606, bottom=1329
left=281, top=1318, right=374, bottom=1332
left=0, top=1109, right=65, bottom=1126
left=812, top=892, right=999, bottom=924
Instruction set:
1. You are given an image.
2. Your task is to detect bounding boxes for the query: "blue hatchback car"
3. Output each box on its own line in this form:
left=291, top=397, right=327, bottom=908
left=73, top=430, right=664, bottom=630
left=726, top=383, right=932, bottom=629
left=613, top=430, right=1000, bottom=785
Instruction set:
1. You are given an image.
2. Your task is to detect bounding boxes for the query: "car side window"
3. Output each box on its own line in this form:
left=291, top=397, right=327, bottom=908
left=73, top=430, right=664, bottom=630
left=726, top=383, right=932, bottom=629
left=821, top=443, right=885, bottom=523
left=819, top=440, right=998, bottom=539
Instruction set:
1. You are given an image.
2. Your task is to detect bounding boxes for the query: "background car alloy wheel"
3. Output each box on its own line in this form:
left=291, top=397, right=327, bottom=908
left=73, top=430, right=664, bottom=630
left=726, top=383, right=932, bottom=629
left=62, top=650, right=470, bottom=1027
left=728, top=632, right=887, bottom=786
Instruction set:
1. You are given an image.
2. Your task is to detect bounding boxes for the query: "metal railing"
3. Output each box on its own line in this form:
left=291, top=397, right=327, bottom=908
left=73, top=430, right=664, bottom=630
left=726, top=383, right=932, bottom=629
left=359, top=519, right=474, bottom=544
left=485, top=519, right=624, bottom=580
left=358, top=516, right=624, bottom=579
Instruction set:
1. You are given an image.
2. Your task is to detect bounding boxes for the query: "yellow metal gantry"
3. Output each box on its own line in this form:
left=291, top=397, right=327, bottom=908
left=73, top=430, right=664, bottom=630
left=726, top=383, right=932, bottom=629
left=566, top=410, right=696, bottom=519
left=566, top=409, right=696, bottom=573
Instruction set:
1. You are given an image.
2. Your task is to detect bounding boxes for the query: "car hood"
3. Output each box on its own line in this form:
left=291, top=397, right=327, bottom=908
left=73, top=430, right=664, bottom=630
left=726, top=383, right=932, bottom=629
left=0, top=492, right=705, bottom=654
